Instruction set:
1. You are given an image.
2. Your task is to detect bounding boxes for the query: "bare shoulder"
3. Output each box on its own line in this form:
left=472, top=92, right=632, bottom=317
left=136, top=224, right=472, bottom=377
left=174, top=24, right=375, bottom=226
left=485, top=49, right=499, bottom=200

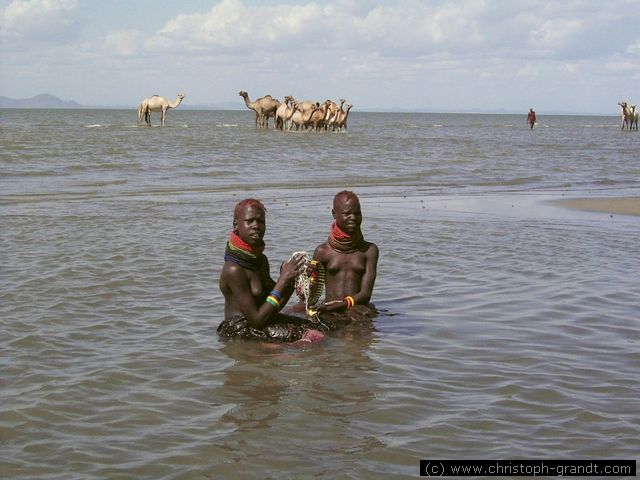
left=313, top=242, right=332, bottom=260
left=365, top=241, right=379, bottom=258
left=221, top=261, right=248, bottom=283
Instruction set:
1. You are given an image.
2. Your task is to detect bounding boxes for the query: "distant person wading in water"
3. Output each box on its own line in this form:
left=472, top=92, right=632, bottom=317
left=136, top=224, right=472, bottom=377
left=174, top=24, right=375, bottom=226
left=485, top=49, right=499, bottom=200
left=527, top=108, right=536, bottom=129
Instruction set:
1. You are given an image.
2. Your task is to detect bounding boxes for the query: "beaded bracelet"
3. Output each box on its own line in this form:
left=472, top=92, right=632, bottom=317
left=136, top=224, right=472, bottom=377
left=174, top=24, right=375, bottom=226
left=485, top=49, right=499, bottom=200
left=266, top=294, right=281, bottom=309
left=269, top=289, right=282, bottom=300
left=344, top=295, right=355, bottom=308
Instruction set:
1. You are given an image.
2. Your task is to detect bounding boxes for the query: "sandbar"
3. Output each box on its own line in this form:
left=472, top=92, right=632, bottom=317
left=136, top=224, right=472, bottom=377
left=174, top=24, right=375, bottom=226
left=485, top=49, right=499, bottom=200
left=552, top=197, right=640, bottom=216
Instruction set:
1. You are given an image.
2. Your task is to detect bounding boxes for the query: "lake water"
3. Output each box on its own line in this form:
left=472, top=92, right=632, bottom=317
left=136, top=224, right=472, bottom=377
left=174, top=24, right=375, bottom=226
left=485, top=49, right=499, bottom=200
left=1, top=109, right=639, bottom=479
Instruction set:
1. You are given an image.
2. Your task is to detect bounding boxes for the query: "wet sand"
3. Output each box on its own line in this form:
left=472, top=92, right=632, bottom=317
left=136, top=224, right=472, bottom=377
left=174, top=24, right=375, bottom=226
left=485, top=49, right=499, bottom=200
left=362, top=192, right=640, bottom=224
left=553, top=197, right=640, bottom=216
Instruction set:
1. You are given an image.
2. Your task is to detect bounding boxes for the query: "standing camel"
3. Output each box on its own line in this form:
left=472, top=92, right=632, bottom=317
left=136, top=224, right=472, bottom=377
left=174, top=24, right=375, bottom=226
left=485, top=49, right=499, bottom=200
left=630, top=104, right=639, bottom=131
left=288, top=103, right=321, bottom=131
left=275, top=96, right=296, bottom=130
left=325, top=99, right=345, bottom=131
left=618, top=101, right=634, bottom=131
left=336, top=102, right=353, bottom=131
left=308, top=100, right=332, bottom=131
left=137, top=93, right=185, bottom=126
left=238, top=91, right=281, bottom=128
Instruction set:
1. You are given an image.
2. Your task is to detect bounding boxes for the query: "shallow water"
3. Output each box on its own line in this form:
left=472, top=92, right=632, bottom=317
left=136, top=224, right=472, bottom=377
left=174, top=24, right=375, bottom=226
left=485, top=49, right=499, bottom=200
left=1, top=109, right=639, bottom=479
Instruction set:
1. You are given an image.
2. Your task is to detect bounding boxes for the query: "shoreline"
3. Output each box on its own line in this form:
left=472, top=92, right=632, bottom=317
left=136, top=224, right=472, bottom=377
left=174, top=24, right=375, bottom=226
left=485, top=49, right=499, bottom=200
left=551, top=197, right=640, bottom=217
left=355, top=190, right=640, bottom=223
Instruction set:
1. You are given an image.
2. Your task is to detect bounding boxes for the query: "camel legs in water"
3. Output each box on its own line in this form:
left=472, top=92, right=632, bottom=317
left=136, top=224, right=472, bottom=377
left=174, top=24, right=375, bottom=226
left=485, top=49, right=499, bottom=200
left=137, top=103, right=146, bottom=126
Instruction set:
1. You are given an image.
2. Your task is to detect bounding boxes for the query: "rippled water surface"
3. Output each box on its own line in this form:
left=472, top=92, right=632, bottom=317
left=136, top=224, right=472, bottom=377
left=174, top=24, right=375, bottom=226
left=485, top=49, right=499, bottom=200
left=1, top=109, right=639, bottom=479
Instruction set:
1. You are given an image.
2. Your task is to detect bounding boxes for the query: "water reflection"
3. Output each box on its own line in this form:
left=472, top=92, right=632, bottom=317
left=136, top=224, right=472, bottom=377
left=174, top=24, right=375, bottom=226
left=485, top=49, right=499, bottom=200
left=217, top=328, right=378, bottom=433
left=218, top=342, right=293, bottom=431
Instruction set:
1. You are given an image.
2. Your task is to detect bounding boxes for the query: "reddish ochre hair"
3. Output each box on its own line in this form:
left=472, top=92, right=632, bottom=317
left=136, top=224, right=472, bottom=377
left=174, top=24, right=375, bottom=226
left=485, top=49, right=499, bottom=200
left=233, top=198, right=266, bottom=220
left=333, top=190, right=359, bottom=209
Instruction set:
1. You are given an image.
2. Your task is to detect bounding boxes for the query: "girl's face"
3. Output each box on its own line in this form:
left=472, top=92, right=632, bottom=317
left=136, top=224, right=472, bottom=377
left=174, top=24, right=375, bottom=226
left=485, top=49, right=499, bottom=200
left=234, top=205, right=266, bottom=247
left=333, top=197, right=362, bottom=235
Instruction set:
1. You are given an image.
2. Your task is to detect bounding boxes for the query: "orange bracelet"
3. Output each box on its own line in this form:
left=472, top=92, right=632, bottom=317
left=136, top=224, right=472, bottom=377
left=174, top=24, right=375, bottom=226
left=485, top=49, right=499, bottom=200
left=344, top=295, right=355, bottom=308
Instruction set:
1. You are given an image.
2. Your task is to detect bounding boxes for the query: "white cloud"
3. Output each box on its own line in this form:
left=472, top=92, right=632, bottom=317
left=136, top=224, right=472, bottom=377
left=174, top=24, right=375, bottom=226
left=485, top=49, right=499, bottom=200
left=151, top=0, right=328, bottom=53
left=138, top=0, right=640, bottom=65
left=1, top=0, right=640, bottom=112
left=0, top=0, right=79, bottom=40
left=516, top=63, right=538, bottom=79
left=531, top=18, right=583, bottom=48
left=605, top=61, right=637, bottom=72
left=105, top=29, right=144, bottom=57
left=143, top=0, right=491, bottom=57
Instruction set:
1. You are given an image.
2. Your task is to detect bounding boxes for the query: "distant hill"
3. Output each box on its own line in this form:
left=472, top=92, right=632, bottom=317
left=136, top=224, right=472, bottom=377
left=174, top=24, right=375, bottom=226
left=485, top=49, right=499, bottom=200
left=0, top=94, right=83, bottom=108
left=0, top=94, right=246, bottom=110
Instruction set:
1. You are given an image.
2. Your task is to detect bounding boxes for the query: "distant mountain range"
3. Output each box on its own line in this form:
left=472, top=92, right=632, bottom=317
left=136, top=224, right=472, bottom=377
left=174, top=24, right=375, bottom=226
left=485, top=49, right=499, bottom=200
left=0, top=93, right=84, bottom=108
left=0, top=93, right=245, bottom=110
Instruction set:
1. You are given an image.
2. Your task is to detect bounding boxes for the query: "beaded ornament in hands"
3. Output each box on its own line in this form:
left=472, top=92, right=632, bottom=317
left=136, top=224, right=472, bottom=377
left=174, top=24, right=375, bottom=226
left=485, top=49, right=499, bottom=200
left=289, top=251, right=325, bottom=313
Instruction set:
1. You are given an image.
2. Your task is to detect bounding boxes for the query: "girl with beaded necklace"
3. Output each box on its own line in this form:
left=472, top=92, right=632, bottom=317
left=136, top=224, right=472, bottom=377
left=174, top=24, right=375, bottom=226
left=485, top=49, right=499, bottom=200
left=309, top=190, right=379, bottom=326
left=217, top=198, right=325, bottom=342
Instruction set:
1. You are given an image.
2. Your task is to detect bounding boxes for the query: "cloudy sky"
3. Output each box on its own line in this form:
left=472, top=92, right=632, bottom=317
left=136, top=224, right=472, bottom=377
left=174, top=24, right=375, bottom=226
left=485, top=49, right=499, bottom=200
left=1, top=0, right=639, bottom=113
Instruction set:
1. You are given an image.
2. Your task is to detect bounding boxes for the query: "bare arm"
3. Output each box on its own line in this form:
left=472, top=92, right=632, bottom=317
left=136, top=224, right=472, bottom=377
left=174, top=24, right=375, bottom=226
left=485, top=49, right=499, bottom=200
left=353, top=243, right=378, bottom=305
left=223, top=255, right=305, bottom=328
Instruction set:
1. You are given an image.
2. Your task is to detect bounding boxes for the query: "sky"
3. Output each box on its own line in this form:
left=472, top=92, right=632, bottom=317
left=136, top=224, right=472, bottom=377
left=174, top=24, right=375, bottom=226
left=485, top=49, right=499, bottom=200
left=1, top=0, right=639, bottom=114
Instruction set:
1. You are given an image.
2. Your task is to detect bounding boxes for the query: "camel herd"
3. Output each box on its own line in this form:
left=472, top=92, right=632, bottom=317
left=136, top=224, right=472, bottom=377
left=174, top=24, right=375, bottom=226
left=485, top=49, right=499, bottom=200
left=135, top=92, right=637, bottom=133
left=239, top=91, right=353, bottom=131
left=135, top=91, right=351, bottom=131
left=618, top=101, right=639, bottom=131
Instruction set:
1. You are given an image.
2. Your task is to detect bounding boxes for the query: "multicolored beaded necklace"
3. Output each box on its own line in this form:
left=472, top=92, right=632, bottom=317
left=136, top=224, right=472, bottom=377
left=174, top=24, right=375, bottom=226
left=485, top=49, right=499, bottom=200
left=224, top=231, right=266, bottom=270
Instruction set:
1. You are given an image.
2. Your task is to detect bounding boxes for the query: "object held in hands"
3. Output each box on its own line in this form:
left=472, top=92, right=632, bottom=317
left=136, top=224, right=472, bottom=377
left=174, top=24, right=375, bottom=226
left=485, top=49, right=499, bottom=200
left=290, top=251, right=325, bottom=312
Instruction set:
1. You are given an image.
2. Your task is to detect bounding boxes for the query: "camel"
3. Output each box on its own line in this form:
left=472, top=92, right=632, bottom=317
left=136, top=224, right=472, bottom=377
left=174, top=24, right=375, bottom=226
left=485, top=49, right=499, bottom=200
left=239, top=91, right=281, bottom=128
left=618, top=101, right=635, bottom=131
left=325, top=99, right=344, bottom=131
left=336, top=101, right=353, bottom=131
left=137, top=100, right=151, bottom=126
left=289, top=102, right=321, bottom=131
left=275, top=96, right=296, bottom=130
left=293, top=99, right=320, bottom=118
left=275, top=101, right=305, bottom=130
left=264, top=106, right=280, bottom=129
left=630, top=104, right=639, bottom=131
left=137, top=93, right=185, bottom=127
left=308, top=100, right=332, bottom=131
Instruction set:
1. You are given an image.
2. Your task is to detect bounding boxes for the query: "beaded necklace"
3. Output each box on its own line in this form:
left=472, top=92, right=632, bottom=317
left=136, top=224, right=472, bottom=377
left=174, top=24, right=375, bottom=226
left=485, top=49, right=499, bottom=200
left=224, top=231, right=266, bottom=271
left=328, top=222, right=365, bottom=253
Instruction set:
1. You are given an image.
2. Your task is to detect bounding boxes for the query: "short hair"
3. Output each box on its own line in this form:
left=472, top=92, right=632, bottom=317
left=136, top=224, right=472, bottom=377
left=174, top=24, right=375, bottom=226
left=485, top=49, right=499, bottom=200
left=233, top=198, right=266, bottom=220
left=333, top=190, right=359, bottom=208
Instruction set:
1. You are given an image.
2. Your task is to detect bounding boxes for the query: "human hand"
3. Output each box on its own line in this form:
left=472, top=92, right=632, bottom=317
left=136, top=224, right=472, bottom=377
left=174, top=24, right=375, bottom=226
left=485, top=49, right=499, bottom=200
left=280, top=253, right=306, bottom=284
left=315, top=299, right=345, bottom=313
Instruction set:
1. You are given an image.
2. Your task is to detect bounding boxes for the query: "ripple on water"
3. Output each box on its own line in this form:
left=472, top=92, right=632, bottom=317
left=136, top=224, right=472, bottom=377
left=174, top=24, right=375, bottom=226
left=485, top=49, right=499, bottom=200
left=1, top=110, right=639, bottom=478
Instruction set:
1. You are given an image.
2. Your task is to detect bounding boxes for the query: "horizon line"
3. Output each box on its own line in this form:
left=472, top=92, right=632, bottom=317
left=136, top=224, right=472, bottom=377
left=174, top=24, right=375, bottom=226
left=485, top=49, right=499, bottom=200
left=0, top=104, right=618, bottom=116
